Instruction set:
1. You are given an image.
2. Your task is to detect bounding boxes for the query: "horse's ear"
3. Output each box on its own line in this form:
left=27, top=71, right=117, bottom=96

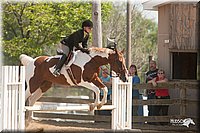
left=121, top=49, right=125, bottom=54
left=114, top=43, right=119, bottom=53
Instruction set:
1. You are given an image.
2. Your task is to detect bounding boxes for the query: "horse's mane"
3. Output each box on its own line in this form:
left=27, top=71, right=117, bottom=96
left=89, top=47, right=114, bottom=54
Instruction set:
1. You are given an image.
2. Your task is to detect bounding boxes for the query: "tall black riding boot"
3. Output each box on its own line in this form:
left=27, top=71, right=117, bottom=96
left=53, top=54, right=67, bottom=76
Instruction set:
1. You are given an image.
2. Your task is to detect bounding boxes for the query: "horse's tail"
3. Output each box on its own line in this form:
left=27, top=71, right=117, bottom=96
left=19, top=54, right=34, bottom=66
left=18, top=55, right=28, bottom=92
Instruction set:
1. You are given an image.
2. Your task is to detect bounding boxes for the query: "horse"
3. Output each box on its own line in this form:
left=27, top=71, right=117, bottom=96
left=181, top=118, right=195, bottom=128
left=20, top=47, right=128, bottom=111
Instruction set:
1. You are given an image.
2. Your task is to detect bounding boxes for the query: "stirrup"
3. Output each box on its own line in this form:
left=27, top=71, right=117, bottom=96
left=53, top=69, right=60, bottom=77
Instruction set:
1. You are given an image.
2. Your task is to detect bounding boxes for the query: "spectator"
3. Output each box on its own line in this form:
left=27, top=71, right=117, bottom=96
left=145, top=60, right=158, bottom=121
left=100, top=67, right=112, bottom=100
left=148, top=69, right=170, bottom=125
left=129, top=64, right=140, bottom=117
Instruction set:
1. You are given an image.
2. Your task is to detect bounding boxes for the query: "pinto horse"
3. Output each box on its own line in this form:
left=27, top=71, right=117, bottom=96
left=20, top=47, right=128, bottom=111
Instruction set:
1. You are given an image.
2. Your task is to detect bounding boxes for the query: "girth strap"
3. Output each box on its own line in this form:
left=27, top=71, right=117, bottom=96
left=66, top=68, right=78, bottom=85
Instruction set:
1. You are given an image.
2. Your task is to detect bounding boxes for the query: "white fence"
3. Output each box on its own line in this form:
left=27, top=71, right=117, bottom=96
left=112, top=77, right=132, bottom=129
left=0, top=66, right=25, bottom=131
left=0, top=66, right=132, bottom=130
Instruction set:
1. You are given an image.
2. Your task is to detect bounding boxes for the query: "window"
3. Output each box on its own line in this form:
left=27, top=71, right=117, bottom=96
left=172, top=52, right=197, bottom=79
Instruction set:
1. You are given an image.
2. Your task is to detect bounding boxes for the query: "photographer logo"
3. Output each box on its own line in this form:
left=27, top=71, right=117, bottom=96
left=170, top=118, right=195, bottom=128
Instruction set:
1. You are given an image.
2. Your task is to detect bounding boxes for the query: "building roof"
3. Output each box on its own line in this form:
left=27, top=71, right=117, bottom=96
left=142, top=0, right=199, bottom=10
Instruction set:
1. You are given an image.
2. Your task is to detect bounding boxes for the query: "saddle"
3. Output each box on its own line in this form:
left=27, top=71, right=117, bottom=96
left=56, top=48, right=74, bottom=66
left=56, top=49, right=78, bottom=85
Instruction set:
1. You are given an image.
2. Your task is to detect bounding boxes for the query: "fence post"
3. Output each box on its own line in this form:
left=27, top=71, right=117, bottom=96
left=111, top=77, right=118, bottom=129
left=0, top=66, right=1, bottom=131
left=0, top=66, right=25, bottom=131
left=126, top=76, right=132, bottom=129
left=19, top=66, right=25, bottom=129
left=1, top=66, right=9, bottom=130
left=179, top=85, right=186, bottom=116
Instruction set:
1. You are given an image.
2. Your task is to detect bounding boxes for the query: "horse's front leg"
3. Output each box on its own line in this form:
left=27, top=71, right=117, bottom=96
left=80, top=82, right=101, bottom=111
left=92, top=87, right=101, bottom=110
left=97, top=86, right=108, bottom=109
left=90, top=76, right=108, bottom=109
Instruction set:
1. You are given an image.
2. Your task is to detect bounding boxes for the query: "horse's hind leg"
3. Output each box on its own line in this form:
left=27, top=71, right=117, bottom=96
left=25, top=81, right=52, bottom=127
left=25, top=77, right=44, bottom=127
left=28, top=81, right=52, bottom=107
left=28, top=88, right=44, bottom=106
left=25, top=81, right=42, bottom=127
left=39, top=81, right=53, bottom=93
left=25, top=88, right=44, bottom=127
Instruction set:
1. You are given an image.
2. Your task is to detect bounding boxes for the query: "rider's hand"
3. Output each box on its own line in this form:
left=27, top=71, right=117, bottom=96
left=81, top=48, right=90, bottom=54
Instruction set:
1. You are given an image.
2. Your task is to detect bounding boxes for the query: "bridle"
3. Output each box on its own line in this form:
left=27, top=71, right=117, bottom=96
left=87, top=53, right=111, bottom=75
left=113, top=53, right=125, bottom=77
left=86, top=48, right=124, bottom=78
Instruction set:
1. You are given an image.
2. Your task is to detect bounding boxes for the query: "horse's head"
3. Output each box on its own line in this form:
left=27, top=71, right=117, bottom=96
left=108, top=49, right=128, bottom=82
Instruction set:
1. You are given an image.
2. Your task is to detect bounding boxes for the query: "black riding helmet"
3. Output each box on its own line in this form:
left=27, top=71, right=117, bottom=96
left=82, top=20, right=93, bottom=28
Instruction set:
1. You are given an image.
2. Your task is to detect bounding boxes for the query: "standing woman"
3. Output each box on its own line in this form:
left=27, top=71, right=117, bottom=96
left=148, top=69, right=170, bottom=125
left=129, top=65, right=143, bottom=118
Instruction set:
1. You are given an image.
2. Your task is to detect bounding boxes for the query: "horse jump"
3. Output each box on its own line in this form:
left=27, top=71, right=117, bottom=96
left=25, top=77, right=133, bottom=129
left=0, top=66, right=132, bottom=130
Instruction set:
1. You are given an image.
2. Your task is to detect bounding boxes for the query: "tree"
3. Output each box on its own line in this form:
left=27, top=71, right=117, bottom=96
left=2, top=2, right=112, bottom=65
left=102, top=3, right=157, bottom=73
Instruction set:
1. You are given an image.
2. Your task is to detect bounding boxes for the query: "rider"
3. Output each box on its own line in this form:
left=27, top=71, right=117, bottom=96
left=53, top=20, right=93, bottom=76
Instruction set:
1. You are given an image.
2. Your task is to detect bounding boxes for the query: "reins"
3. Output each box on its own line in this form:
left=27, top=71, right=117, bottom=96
left=87, top=48, right=118, bottom=77
left=87, top=54, right=110, bottom=75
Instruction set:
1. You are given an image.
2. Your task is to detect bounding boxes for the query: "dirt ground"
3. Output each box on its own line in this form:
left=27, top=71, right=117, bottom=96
left=25, top=119, right=198, bottom=133
left=25, top=120, right=147, bottom=133
left=25, top=120, right=113, bottom=133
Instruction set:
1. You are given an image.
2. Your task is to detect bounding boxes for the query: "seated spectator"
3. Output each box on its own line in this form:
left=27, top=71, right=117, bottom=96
left=100, top=67, right=112, bottom=100
left=95, top=66, right=112, bottom=117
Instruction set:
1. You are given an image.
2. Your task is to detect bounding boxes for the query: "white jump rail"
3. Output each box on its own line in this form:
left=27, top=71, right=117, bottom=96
left=25, top=105, right=116, bottom=111
left=0, top=66, right=25, bottom=131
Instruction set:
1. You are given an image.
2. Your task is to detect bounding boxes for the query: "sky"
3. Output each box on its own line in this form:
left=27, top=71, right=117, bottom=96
left=103, top=0, right=158, bottom=22
left=135, top=0, right=158, bottom=23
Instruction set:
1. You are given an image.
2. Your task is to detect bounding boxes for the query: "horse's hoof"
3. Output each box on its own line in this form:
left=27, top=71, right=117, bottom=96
left=25, top=116, right=32, bottom=128
left=89, top=103, right=95, bottom=111
left=25, top=100, right=29, bottom=106
left=31, top=128, right=44, bottom=132
left=97, top=104, right=102, bottom=110
left=25, top=120, right=30, bottom=128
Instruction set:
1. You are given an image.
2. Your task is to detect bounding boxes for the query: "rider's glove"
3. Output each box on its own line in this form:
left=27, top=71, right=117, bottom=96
left=81, top=48, right=90, bottom=54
